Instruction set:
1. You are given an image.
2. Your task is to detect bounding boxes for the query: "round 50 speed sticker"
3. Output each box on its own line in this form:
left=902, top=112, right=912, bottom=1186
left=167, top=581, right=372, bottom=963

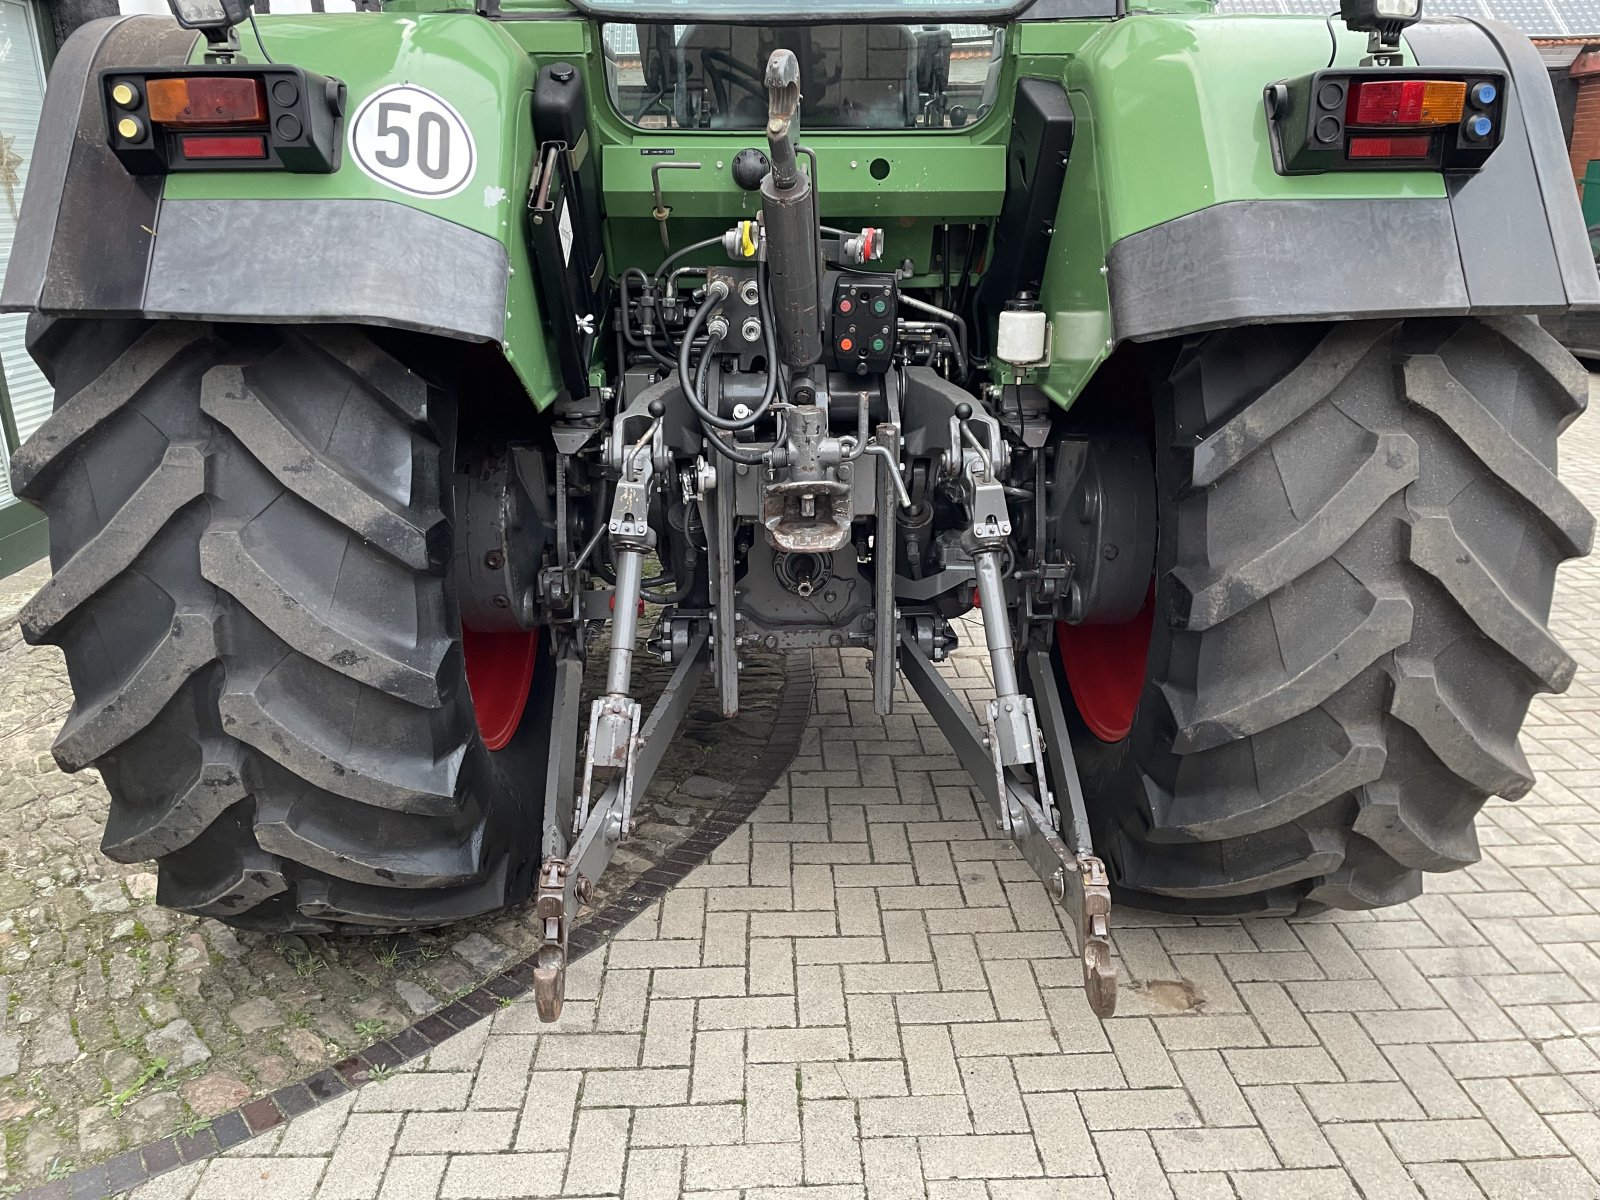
left=349, top=84, right=476, bottom=200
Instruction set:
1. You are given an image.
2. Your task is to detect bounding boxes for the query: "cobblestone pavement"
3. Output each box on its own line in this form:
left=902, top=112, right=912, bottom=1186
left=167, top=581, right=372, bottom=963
left=110, top=394, right=1600, bottom=1199
left=0, top=557, right=796, bottom=1191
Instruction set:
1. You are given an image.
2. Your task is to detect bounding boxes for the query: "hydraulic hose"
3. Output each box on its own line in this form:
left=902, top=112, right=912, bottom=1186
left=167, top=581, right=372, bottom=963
left=696, top=333, right=768, bottom=466
left=654, top=236, right=725, bottom=286
left=677, top=281, right=778, bottom=432
left=896, top=292, right=971, bottom=382
left=621, top=268, right=677, bottom=372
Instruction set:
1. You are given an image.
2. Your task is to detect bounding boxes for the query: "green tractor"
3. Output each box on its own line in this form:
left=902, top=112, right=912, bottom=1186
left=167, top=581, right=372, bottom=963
left=3, top=0, right=1592, bottom=1019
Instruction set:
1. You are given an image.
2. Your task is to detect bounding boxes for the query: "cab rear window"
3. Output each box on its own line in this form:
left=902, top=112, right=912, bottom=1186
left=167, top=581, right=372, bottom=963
left=602, top=22, right=1003, bottom=131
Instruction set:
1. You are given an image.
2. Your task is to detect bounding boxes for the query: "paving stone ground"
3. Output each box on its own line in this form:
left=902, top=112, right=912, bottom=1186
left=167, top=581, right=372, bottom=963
left=109, top=386, right=1600, bottom=1198
left=0, top=564, right=793, bottom=1191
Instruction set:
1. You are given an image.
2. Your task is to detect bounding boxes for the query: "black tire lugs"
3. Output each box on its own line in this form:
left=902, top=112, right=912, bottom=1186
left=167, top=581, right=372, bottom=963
left=1065, top=316, right=1589, bottom=914
left=20, top=442, right=205, bottom=643
left=199, top=359, right=443, bottom=570
left=9, top=324, right=210, bottom=497
left=1188, top=320, right=1398, bottom=488
left=1169, top=431, right=1419, bottom=631
left=14, top=320, right=544, bottom=932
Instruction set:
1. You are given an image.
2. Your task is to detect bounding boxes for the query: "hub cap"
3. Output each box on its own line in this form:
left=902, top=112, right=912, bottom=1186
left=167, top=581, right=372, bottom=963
left=463, top=628, right=539, bottom=751
left=1056, top=583, right=1155, bottom=743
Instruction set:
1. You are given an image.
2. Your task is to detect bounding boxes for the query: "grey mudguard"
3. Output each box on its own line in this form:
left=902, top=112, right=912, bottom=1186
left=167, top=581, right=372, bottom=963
left=143, top=200, right=509, bottom=340
left=0, top=16, right=508, bottom=344
left=1108, top=17, right=1600, bottom=343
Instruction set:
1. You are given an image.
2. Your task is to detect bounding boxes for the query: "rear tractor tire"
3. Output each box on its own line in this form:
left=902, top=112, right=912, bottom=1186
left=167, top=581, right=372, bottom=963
left=1049, top=317, right=1593, bottom=914
left=12, top=320, right=552, bottom=933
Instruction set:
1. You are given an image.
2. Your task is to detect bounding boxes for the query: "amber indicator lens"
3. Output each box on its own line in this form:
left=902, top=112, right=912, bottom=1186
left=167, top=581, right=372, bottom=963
left=148, top=76, right=268, bottom=126
left=1346, top=79, right=1466, bottom=127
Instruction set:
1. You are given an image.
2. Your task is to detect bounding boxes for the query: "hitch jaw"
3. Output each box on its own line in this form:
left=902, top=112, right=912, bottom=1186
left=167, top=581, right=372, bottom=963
left=1000, top=776, right=1119, bottom=1019
left=1071, top=856, right=1118, bottom=1019
left=532, top=859, right=573, bottom=1022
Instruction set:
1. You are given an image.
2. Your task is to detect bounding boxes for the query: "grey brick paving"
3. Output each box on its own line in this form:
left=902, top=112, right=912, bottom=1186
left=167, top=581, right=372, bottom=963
left=0, top=570, right=795, bottom=1190
left=134, top=393, right=1600, bottom=1197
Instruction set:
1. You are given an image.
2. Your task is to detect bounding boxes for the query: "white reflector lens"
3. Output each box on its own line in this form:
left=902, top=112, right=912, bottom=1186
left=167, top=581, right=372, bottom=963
left=171, top=0, right=228, bottom=25
left=1376, top=0, right=1421, bottom=16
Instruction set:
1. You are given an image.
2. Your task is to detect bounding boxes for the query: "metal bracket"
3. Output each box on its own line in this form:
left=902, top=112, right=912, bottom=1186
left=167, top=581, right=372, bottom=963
left=577, top=695, right=643, bottom=835
left=899, top=631, right=1119, bottom=1017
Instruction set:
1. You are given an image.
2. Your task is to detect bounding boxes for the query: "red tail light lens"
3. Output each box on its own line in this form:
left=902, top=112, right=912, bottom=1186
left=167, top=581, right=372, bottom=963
left=1347, top=80, right=1467, bottom=127
left=1347, top=135, right=1434, bottom=159
left=148, top=76, right=267, bottom=126
left=180, top=134, right=269, bottom=160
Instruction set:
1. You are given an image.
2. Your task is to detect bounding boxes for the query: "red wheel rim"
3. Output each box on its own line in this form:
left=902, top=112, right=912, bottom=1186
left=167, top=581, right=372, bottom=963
left=462, top=628, right=539, bottom=752
left=1056, top=583, right=1155, bottom=743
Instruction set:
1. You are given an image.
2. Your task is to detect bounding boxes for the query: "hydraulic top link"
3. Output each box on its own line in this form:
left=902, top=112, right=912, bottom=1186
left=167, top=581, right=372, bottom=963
left=760, top=48, right=823, bottom=370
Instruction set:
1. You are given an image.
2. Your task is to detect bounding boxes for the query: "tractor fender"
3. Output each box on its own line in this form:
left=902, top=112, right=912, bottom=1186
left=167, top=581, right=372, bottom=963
left=1, top=14, right=555, bottom=400
left=1104, top=18, right=1600, bottom=343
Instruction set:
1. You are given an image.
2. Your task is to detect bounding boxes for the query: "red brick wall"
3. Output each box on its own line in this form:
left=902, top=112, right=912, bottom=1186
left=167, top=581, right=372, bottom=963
left=1573, top=76, right=1600, bottom=193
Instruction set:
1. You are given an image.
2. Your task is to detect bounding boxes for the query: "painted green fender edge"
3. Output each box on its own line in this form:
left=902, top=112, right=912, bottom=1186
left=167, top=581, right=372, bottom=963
left=0, top=13, right=561, bottom=407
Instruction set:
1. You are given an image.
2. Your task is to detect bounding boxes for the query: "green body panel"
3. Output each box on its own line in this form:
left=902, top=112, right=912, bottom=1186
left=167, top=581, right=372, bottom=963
left=167, top=13, right=560, bottom=400
left=1025, top=15, right=1448, bottom=403
left=151, top=3, right=1494, bottom=410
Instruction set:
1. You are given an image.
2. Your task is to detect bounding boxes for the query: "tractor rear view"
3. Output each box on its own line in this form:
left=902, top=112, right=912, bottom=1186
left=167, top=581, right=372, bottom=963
left=3, top=0, right=1592, bottom=1020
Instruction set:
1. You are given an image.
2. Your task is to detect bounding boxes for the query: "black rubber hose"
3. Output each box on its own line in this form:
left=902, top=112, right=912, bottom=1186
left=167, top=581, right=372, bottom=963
left=621, top=268, right=677, bottom=372
left=654, top=236, right=725, bottom=285
left=953, top=223, right=982, bottom=332
left=686, top=330, right=766, bottom=466
left=923, top=320, right=969, bottom=382
left=677, top=290, right=775, bottom=432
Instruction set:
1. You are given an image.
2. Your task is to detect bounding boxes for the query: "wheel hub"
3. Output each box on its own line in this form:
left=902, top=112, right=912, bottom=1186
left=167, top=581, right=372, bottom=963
left=463, top=629, right=540, bottom=751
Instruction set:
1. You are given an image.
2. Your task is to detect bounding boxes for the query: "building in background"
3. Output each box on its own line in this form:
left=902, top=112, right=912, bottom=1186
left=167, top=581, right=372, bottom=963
left=1548, top=40, right=1600, bottom=212
left=0, top=0, right=55, bottom=577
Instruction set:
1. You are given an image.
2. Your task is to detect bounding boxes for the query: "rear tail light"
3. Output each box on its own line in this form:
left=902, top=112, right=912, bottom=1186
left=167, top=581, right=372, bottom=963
left=1347, top=79, right=1466, bottom=127
left=102, top=65, right=345, bottom=175
left=148, top=76, right=267, bottom=126
left=1265, top=67, right=1507, bottom=175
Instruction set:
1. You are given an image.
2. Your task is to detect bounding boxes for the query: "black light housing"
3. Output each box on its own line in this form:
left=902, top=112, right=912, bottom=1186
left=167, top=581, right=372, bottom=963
left=1340, top=0, right=1422, bottom=46
left=1264, top=66, right=1507, bottom=176
left=167, top=0, right=253, bottom=54
left=168, top=0, right=251, bottom=28
left=102, top=65, right=346, bottom=175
